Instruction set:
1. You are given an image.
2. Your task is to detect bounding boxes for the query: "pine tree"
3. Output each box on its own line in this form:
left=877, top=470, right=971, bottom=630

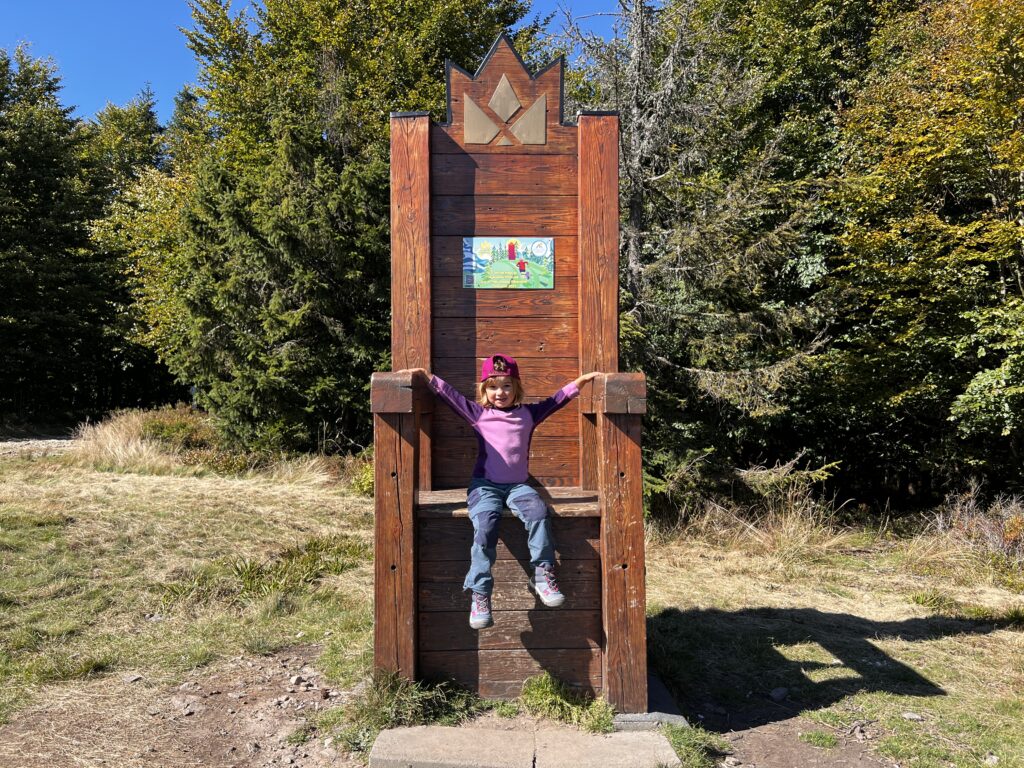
left=0, top=47, right=107, bottom=419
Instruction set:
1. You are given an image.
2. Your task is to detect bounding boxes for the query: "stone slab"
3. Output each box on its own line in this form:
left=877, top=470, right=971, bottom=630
left=534, top=729, right=681, bottom=768
left=368, top=726, right=535, bottom=768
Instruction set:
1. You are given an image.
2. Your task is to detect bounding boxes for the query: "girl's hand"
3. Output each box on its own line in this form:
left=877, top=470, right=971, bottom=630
left=399, top=367, right=430, bottom=380
left=574, top=371, right=602, bottom=388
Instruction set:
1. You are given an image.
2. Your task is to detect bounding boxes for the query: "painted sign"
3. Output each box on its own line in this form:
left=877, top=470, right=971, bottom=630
left=462, top=237, right=554, bottom=289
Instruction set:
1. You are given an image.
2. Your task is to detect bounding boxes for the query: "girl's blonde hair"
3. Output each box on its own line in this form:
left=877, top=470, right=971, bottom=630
left=476, top=376, right=524, bottom=407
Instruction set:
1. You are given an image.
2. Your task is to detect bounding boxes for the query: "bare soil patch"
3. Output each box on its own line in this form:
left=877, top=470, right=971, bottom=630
left=0, top=646, right=360, bottom=768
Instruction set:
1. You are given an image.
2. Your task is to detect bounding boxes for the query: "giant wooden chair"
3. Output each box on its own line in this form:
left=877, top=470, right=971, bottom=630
left=370, top=35, right=648, bottom=713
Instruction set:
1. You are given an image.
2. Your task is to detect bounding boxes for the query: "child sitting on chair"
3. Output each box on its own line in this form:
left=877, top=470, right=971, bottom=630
left=404, top=355, right=599, bottom=629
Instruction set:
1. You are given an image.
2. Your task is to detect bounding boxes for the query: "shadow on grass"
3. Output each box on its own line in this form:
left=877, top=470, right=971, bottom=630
left=648, top=606, right=1016, bottom=731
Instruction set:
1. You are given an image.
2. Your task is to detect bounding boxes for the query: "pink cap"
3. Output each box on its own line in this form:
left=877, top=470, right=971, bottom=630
left=480, top=354, right=520, bottom=381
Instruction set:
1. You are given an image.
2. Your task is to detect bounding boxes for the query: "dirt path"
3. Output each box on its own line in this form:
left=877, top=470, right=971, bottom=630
left=0, top=647, right=360, bottom=768
left=0, top=437, right=74, bottom=458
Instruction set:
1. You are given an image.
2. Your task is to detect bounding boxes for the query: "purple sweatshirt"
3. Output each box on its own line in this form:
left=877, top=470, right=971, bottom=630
left=429, top=375, right=580, bottom=484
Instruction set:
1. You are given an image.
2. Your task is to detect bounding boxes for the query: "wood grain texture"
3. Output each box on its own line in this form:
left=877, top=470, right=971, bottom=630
left=418, top=517, right=599, bottom=561
left=373, top=412, right=418, bottom=677
left=390, top=116, right=431, bottom=370
left=419, top=577, right=600, bottom=611
left=419, top=649, right=600, bottom=699
left=577, top=114, right=620, bottom=404
left=417, top=486, right=599, bottom=517
left=419, top=610, right=601, bottom=651
left=431, top=154, right=577, bottom=196
left=433, top=473, right=580, bottom=489
left=432, top=276, right=577, bottom=318
left=598, top=411, right=647, bottom=713
left=432, top=237, right=578, bottom=278
left=418, top=557, right=599, bottom=584
left=433, top=317, right=577, bottom=359
left=433, top=42, right=576, bottom=157
left=432, top=195, right=577, bottom=237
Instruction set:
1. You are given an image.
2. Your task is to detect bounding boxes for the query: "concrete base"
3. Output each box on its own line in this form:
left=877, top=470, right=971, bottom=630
left=612, top=674, right=690, bottom=732
left=368, top=726, right=681, bottom=768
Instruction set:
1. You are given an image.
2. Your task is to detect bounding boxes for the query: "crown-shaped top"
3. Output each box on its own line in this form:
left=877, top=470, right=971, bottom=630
left=438, top=34, right=573, bottom=152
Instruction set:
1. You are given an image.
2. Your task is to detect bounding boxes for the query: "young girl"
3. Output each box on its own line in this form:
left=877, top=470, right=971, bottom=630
left=405, top=355, right=599, bottom=629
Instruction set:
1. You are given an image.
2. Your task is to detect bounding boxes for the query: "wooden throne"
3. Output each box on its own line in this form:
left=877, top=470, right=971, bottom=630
left=370, top=34, right=648, bottom=713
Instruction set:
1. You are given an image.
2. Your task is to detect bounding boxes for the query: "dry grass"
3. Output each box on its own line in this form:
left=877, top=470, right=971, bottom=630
left=71, top=410, right=186, bottom=474
left=0, top=439, right=374, bottom=725
left=669, top=488, right=863, bottom=577
left=647, top=498, right=1024, bottom=768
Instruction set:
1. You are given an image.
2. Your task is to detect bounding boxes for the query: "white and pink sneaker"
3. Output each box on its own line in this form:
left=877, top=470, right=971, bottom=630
left=530, top=565, right=565, bottom=607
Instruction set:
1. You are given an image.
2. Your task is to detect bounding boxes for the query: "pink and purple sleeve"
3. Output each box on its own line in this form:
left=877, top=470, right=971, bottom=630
left=526, top=381, right=580, bottom=425
left=429, top=375, right=484, bottom=424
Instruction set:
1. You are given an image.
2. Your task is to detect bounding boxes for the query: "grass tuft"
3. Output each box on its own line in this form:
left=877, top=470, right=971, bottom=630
left=518, top=672, right=614, bottom=733
left=799, top=729, right=838, bottom=748
left=326, top=671, right=486, bottom=756
left=662, top=723, right=731, bottom=768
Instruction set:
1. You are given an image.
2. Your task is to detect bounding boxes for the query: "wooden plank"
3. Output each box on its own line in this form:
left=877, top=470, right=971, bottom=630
left=432, top=196, right=577, bottom=237
left=432, top=237, right=578, bottom=278
left=433, top=277, right=577, bottom=318
left=433, top=317, right=578, bottom=359
left=433, top=400, right=578, bottom=440
left=373, top=412, right=417, bottom=677
left=419, top=610, right=601, bottom=651
left=419, top=649, right=601, bottom=698
left=431, top=154, right=577, bottom=196
left=577, top=114, right=619, bottom=375
left=390, top=115, right=431, bottom=370
left=598, top=411, right=647, bottom=713
left=413, top=487, right=598, bottom=518
left=596, top=372, right=647, bottom=414
left=433, top=473, right=579, bottom=489
left=431, top=125, right=577, bottom=156
left=578, top=114, right=620, bottom=488
left=392, top=114, right=432, bottom=488
left=418, top=517, right=599, bottom=561
left=417, top=487, right=598, bottom=517
left=420, top=579, right=600, bottom=611
left=418, top=558, right=599, bottom=583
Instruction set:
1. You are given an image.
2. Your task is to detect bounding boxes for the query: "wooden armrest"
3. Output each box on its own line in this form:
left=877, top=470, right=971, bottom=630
left=595, top=372, right=646, bottom=415
left=370, top=371, right=432, bottom=413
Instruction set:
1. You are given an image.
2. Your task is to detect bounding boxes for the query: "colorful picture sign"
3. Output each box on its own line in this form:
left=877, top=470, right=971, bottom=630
left=462, top=237, right=554, bottom=289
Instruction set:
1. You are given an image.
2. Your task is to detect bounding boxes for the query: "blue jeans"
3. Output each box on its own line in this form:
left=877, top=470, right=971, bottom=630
left=463, top=478, right=555, bottom=595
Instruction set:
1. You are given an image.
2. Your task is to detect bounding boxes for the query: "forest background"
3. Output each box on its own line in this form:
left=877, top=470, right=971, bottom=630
left=2, top=0, right=1022, bottom=515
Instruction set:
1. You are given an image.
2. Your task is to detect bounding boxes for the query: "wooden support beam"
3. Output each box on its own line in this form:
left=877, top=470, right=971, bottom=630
left=596, top=372, right=647, bottom=415
left=391, top=113, right=432, bottom=489
left=597, top=400, right=647, bottom=714
left=373, top=410, right=418, bottom=678
left=578, top=113, right=620, bottom=489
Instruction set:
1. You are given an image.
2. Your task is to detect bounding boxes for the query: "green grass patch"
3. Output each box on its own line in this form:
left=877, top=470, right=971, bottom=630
left=519, top=672, right=614, bottom=733
left=0, top=454, right=375, bottom=725
left=662, top=723, right=730, bottom=768
left=323, top=672, right=487, bottom=756
left=799, top=730, right=838, bottom=748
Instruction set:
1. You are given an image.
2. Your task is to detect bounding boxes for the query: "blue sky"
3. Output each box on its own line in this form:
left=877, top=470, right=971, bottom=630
left=0, top=1, right=616, bottom=125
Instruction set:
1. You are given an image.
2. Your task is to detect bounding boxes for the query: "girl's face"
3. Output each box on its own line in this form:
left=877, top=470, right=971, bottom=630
left=484, top=376, right=515, bottom=408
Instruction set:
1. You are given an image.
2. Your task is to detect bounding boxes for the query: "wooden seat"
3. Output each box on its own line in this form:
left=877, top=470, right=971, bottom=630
left=416, top=487, right=600, bottom=517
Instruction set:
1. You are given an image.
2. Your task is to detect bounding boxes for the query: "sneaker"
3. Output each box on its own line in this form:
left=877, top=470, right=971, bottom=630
left=469, top=592, right=493, bottom=629
left=530, top=565, right=566, bottom=607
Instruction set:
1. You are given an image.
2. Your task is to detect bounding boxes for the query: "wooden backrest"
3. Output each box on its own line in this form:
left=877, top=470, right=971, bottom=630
left=390, top=35, right=619, bottom=491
